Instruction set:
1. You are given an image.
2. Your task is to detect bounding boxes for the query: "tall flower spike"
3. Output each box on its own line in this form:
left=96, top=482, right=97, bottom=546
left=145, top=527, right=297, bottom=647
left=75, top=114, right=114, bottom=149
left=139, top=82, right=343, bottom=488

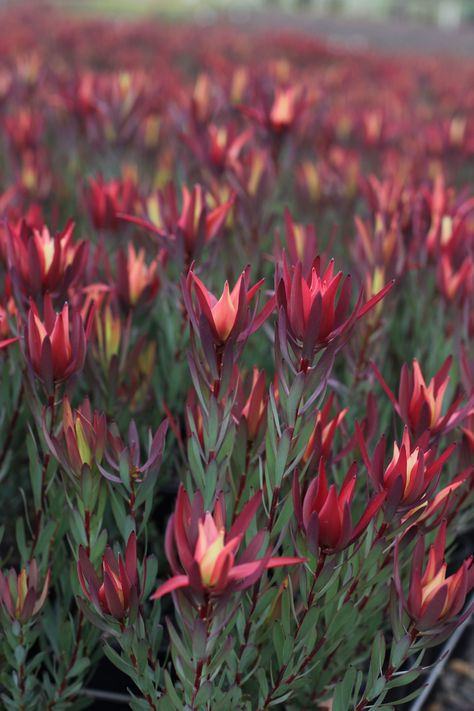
left=151, top=485, right=304, bottom=600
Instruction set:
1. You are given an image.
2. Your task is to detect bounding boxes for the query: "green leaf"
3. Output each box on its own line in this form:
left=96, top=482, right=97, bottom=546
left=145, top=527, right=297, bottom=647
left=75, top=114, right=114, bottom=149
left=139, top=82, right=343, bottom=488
left=15, top=518, right=28, bottom=562
left=269, top=689, right=293, bottom=706
left=66, top=657, right=90, bottom=679
left=119, top=450, right=131, bottom=492
left=332, top=666, right=356, bottom=711
left=274, top=430, right=291, bottom=486
left=390, top=634, right=411, bottom=668
left=203, top=459, right=218, bottom=510
left=164, top=670, right=183, bottom=709
left=103, top=644, right=136, bottom=680
left=194, top=680, right=212, bottom=706
left=192, top=619, right=207, bottom=661
left=365, top=632, right=386, bottom=697
left=272, top=622, right=285, bottom=667
left=27, top=431, right=42, bottom=511
left=286, top=373, right=305, bottom=426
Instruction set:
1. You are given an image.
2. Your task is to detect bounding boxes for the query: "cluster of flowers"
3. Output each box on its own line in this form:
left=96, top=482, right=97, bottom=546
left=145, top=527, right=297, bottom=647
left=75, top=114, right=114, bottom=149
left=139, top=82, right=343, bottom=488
left=0, top=5, right=472, bottom=710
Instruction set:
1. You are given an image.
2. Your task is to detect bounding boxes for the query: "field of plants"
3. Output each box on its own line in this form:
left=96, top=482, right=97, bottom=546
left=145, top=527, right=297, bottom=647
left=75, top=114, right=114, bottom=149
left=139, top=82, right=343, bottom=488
left=0, top=4, right=473, bottom=710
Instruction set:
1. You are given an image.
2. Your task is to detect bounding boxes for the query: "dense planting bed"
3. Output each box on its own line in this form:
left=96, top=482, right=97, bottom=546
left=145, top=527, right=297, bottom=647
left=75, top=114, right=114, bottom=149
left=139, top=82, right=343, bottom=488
left=0, top=5, right=473, bottom=710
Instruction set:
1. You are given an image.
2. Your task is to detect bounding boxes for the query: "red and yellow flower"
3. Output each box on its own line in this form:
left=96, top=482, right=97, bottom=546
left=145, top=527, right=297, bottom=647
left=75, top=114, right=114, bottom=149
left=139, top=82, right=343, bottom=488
left=151, top=486, right=303, bottom=600
left=77, top=532, right=142, bottom=621
left=0, top=560, right=50, bottom=623
left=395, top=521, right=474, bottom=631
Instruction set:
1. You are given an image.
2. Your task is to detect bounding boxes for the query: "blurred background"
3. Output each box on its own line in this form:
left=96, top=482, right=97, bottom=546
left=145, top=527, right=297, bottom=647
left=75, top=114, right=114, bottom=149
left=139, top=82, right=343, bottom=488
left=30, top=0, right=473, bottom=58
left=45, top=0, right=474, bottom=26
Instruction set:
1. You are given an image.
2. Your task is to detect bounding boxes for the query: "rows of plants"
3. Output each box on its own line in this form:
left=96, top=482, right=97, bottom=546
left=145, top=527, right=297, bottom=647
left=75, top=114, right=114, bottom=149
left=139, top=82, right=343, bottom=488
left=0, top=5, right=473, bottom=709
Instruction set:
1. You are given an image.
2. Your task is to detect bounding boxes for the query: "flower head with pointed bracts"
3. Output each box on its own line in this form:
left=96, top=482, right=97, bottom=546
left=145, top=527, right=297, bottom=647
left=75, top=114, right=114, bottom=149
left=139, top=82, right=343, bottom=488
left=395, top=521, right=474, bottom=632
left=116, top=243, right=163, bottom=310
left=25, top=294, right=90, bottom=390
left=276, top=254, right=393, bottom=368
left=357, top=425, right=456, bottom=514
left=293, top=459, right=386, bottom=554
left=0, top=560, right=50, bottom=623
left=183, top=266, right=275, bottom=348
left=77, top=532, right=143, bottom=621
left=372, top=357, right=472, bottom=441
left=152, top=486, right=303, bottom=600
left=7, top=219, right=88, bottom=301
left=44, top=396, right=107, bottom=478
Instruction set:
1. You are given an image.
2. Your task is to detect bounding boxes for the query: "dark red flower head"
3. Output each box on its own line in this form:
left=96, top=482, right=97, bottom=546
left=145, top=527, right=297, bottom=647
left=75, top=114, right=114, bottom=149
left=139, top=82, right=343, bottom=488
left=0, top=560, right=50, bottom=623
left=358, top=425, right=456, bottom=514
left=293, top=459, right=386, bottom=554
left=276, top=254, right=393, bottom=368
left=85, top=173, right=138, bottom=231
left=25, top=294, right=90, bottom=391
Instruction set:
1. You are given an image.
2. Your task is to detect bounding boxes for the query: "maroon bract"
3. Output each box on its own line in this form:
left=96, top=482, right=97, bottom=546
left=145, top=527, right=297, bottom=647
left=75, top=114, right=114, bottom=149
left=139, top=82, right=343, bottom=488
left=293, top=458, right=386, bottom=554
left=302, top=393, right=348, bottom=465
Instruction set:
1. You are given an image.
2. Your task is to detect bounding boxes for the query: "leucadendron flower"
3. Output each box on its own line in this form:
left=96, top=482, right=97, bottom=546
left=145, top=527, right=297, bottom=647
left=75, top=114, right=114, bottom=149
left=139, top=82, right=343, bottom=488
left=276, top=254, right=394, bottom=369
left=7, top=219, right=88, bottom=302
left=395, top=520, right=474, bottom=632
left=357, top=425, right=456, bottom=514
left=293, top=458, right=386, bottom=554
left=372, top=357, right=473, bottom=442
left=116, top=243, right=164, bottom=311
left=0, top=560, right=50, bottom=623
left=25, top=294, right=91, bottom=391
left=77, top=532, right=143, bottom=621
left=183, top=266, right=275, bottom=347
left=151, top=485, right=304, bottom=600
left=44, top=396, right=107, bottom=478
